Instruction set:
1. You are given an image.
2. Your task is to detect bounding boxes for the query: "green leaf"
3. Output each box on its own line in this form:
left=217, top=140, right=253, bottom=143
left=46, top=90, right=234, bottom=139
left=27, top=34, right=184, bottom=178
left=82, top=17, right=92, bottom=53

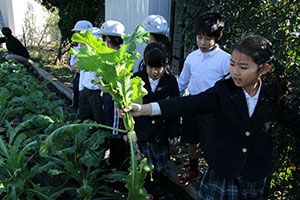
left=0, top=136, right=9, bottom=158
left=39, top=123, right=126, bottom=157
left=70, top=25, right=150, bottom=200
left=77, top=179, right=93, bottom=197
left=130, top=77, right=148, bottom=104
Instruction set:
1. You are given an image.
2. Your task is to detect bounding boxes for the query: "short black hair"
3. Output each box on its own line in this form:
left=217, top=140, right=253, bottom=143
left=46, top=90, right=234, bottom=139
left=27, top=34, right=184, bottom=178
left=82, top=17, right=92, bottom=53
left=1, top=27, right=12, bottom=37
left=150, top=33, right=170, bottom=54
left=194, top=12, right=224, bottom=42
left=143, top=42, right=167, bottom=68
left=102, top=35, right=123, bottom=48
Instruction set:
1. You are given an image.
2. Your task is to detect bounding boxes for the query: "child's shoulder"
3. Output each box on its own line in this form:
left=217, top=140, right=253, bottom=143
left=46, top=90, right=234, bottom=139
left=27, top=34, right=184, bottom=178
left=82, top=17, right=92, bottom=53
left=211, top=46, right=231, bottom=59
left=186, top=49, right=201, bottom=57
left=133, top=70, right=146, bottom=78
left=213, top=77, right=235, bottom=90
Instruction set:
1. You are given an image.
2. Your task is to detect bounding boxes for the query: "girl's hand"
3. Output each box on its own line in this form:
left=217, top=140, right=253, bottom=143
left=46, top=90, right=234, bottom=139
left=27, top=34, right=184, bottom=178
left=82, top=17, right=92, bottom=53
left=118, top=103, right=152, bottom=117
left=169, top=137, right=179, bottom=145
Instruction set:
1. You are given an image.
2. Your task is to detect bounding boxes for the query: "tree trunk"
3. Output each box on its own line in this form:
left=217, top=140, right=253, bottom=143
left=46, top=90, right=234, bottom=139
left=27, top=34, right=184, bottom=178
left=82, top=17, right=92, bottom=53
left=55, top=36, right=70, bottom=65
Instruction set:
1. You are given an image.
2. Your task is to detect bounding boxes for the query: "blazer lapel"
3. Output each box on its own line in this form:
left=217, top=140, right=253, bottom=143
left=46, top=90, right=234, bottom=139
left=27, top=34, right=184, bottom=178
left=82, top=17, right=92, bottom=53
left=141, top=71, right=152, bottom=93
left=251, top=85, right=273, bottom=119
left=154, top=73, right=167, bottom=93
left=230, top=86, right=252, bottom=130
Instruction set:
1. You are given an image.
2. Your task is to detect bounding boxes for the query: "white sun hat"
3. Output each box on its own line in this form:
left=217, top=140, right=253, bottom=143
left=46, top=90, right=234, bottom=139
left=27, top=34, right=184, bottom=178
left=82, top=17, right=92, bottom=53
left=142, top=15, right=168, bottom=35
left=71, top=20, right=93, bottom=32
left=99, top=20, right=125, bottom=37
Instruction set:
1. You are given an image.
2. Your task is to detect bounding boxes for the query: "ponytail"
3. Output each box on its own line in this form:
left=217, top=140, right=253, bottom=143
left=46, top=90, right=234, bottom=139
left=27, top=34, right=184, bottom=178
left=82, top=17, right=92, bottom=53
left=265, top=57, right=290, bottom=108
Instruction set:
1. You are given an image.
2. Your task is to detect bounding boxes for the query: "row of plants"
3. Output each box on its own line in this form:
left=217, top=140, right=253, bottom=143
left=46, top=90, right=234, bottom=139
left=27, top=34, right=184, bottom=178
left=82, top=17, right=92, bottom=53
left=0, top=56, right=129, bottom=199
left=175, top=0, right=300, bottom=198
left=0, top=24, right=154, bottom=200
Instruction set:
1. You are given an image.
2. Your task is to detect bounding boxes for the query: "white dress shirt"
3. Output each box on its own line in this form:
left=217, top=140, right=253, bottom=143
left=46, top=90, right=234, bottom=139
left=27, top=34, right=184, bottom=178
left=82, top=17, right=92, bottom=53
left=148, top=76, right=160, bottom=92
left=178, top=45, right=230, bottom=96
left=69, top=44, right=80, bottom=66
left=243, top=79, right=262, bottom=117
left=79, top=71, right=101, bottom=91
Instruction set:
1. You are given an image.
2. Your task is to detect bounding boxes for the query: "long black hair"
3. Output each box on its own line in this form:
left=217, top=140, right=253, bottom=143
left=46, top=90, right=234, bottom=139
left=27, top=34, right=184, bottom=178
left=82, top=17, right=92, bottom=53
left=232, top=35, right=289, bottom=107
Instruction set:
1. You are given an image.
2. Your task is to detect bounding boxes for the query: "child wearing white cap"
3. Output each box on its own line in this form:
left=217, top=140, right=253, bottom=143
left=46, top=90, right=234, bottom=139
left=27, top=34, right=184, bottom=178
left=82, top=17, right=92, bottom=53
left=69, top=20, right=93, bottom=112
left=96, top=20, right=129, bottom=171
left=139, top=15, right=171, bottom=72
left=71, top=20, right=93, bottom=32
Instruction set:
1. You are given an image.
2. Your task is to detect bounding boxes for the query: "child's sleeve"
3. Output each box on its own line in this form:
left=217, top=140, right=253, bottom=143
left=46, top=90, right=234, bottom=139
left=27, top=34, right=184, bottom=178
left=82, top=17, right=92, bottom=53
left=178, top=60, right=191, bottom=96
left=166, top=76, right=181, bottom=139
left=69, top=54, right=78, bottom=66
left=277, top=105, right=300, bottom=137
left=222, top=54, right=231, bottom=75
left=158, top=86, right=216, bottom=118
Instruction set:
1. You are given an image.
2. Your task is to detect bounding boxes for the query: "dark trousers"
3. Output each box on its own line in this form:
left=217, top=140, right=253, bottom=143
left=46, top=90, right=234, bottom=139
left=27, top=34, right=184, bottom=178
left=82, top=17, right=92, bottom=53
left=103, top=92, right=114, bottom=127
left=79, top=88, right=104, bottom=124
left=110, top=137, right=129, bottom=171
left=72, top=72, right=80, bottom=109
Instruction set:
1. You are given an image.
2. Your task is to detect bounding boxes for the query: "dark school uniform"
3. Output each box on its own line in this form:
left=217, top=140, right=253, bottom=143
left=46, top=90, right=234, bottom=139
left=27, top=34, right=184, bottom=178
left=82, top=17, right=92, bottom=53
left=157, top=78, right=300, bottom=199
left=79, top=72, right=104, bottom=124
left=103, top=92, right=129, bottom=171
left=133, top=69, right=180, bottom=172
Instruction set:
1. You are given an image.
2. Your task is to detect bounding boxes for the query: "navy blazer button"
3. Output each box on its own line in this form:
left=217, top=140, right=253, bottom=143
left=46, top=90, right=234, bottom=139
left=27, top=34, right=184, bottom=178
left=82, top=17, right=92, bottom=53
left=242, top=148, right=247, bottom=153
left=245, top=131, right=250, bottom=136
left=151, top=120, right=155, bottom=124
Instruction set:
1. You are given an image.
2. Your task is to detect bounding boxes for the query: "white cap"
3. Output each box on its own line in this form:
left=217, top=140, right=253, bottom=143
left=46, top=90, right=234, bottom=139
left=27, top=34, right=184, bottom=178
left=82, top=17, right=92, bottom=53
left=99, top=20, right=125, bottom=37
left=71, top=20, right=93, bottom=31
left=142, top=15, right=168, bottom=35
left=91, top=27, right=101, bottom=38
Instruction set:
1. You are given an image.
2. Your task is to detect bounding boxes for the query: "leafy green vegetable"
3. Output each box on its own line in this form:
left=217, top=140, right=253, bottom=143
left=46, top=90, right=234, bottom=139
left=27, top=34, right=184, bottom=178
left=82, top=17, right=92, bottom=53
left=71, top=25, right=152, bottom=200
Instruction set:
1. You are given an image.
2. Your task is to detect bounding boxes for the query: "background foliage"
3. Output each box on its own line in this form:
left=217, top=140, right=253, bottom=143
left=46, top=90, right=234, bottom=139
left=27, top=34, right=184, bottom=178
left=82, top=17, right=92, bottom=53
left=175, top=0, right=300, bottom=198
left=35, top=0, right=105, bottom=64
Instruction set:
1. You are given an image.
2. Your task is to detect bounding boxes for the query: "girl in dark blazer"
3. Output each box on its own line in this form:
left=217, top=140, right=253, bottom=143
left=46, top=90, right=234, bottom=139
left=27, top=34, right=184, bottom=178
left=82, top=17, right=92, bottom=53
left=121, top=35, right=300, bottom=200
left=133, top=42, right=180, bottom=197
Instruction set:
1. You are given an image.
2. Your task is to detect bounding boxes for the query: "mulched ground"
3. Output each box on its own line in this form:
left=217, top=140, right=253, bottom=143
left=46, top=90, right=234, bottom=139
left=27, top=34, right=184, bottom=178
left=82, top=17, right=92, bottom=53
left=169, top=143, right=207, bottom=190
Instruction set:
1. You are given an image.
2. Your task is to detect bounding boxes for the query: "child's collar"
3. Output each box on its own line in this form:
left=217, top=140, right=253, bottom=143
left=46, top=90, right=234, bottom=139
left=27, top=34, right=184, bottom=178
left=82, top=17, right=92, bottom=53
left=198, top=44, right=220, bottom=57
left=242, top=78, right=262, bottom=98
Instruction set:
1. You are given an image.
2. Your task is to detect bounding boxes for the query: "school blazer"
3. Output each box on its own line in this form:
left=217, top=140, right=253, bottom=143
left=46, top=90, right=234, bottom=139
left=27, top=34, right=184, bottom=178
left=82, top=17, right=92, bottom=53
left=158, top=78, right=300, bottom=180
left=133, top=70, right=180, bottom=144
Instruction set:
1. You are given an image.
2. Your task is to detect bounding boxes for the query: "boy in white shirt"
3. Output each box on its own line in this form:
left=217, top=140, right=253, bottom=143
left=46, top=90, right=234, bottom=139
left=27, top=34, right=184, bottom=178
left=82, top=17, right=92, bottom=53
left=177, top=12, right=231, bottom=184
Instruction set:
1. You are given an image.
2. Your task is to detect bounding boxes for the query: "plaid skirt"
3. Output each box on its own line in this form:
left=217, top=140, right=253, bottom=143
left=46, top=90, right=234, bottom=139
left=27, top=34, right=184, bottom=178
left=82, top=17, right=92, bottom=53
left=139, top=142, right=169, bottom=173
left=197, top=168, right=270, bottom=200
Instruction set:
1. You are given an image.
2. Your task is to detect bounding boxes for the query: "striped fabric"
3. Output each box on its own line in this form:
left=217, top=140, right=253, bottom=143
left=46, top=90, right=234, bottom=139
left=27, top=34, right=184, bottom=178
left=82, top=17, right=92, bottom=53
left=112, top=101, right=120, bottom=135
left=139, top=142, right=169, bottom=173
left=197, top=168, right=269, bottom=200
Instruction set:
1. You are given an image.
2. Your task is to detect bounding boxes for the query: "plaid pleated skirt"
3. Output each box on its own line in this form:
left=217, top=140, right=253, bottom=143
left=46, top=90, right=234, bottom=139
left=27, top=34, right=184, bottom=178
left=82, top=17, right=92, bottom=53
left=139, top=142, right=169, bottom=173
left=197, top=168, right=270, bottom=200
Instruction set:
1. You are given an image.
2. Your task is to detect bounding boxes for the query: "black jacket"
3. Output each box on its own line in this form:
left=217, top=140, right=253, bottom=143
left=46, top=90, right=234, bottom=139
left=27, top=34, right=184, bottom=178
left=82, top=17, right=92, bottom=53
left=0, top=36, right=30, bottom=58
left=159, top=78, right=300, bottom=180
left=133, top=69, right=180, bottom=144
